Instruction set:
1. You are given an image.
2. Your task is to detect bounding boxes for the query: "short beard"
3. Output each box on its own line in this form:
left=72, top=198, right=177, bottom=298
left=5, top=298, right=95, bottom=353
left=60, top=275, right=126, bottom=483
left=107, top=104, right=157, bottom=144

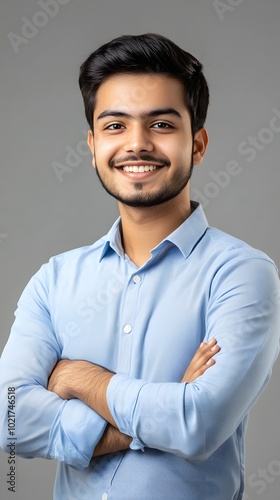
left=95, top=162, right=194, bottom=208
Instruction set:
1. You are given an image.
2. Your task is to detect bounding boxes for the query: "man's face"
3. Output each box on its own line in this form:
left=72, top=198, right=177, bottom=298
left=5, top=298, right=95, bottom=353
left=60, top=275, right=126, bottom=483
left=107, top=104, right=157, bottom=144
left=88, top=73, right=206, bottom=208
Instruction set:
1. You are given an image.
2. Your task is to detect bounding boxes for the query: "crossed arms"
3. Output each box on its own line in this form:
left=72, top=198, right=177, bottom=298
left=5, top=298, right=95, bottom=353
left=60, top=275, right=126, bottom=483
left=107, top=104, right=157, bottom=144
left=0, top=256, right=279, bottom=467
left=47, top=339, right=220, bottom=456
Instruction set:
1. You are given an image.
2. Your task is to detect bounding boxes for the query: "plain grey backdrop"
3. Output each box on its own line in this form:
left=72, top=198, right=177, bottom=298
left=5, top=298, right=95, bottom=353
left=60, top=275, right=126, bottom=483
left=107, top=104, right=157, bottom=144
left=1, top=0, right=280, bottom=498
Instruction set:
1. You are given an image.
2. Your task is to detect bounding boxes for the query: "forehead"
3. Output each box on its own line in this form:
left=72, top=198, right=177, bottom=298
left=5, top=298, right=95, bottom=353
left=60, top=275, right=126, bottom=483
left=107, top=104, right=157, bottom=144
left=94, top=73, right=187, bottom=118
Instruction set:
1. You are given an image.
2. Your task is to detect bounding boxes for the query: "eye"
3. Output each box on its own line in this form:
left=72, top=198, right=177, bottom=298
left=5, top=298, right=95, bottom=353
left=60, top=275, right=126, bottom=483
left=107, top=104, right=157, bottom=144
left=152, top=122, right=173, bottom=129
left=105, top=123, right=125, bottom=130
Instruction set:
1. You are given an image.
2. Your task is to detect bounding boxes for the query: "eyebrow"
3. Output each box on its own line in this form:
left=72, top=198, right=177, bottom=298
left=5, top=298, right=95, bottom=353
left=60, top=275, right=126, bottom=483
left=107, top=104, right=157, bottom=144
left=97, top=107, right=182, bottom=121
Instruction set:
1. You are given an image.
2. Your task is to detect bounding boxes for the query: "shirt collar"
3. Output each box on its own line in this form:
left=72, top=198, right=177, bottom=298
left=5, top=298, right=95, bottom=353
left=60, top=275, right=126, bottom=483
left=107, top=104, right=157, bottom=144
left=99, top=202, right=209, bottom=262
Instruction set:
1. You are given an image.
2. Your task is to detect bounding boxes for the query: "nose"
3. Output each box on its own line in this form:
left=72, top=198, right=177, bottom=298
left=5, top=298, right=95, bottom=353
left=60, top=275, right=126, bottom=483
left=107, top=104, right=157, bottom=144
left=123, top=123, right=154, bottom=153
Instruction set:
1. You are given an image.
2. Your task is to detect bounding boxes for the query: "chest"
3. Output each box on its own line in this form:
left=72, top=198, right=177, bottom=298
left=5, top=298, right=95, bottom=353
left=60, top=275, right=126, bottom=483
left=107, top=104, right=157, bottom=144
left=50, top=257, right=209, bottom=381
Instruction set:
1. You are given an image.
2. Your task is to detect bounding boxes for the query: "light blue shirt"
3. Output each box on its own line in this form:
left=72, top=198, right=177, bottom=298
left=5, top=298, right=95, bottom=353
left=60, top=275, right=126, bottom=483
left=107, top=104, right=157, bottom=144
left=1, top=202, right=280, bottom=500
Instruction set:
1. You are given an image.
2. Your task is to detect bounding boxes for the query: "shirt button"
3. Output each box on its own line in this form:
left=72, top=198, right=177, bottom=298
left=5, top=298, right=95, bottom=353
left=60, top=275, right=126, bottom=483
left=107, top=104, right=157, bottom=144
left=102, top=494, right=108, bottom=500
left=133, top=275, right=141, bottom=284
left=123, top=324, right=132, bottom=334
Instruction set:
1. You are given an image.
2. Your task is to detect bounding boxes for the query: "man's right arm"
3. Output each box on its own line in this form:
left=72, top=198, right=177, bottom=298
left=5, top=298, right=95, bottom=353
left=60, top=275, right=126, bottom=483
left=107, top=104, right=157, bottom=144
left=0, top=264, right=107, bottom=470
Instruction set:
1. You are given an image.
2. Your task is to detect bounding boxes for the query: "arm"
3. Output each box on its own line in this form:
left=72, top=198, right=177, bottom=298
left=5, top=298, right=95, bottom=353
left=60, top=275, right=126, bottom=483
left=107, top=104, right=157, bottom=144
left=104, top=257, right=280, bottom=459
left=93, top=424, right=132, bottom=457
left=49, top=257, right=280, bottom=460
left=0, top=264, right=107, bottom=470
left=48, top=339, right=220, bottom=455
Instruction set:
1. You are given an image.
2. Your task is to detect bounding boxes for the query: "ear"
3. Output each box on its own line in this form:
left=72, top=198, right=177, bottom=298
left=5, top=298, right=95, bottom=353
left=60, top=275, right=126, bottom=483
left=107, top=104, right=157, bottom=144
left=87, top=130, right=95, bottom=168
left=192, top=128, right=209, bottom=165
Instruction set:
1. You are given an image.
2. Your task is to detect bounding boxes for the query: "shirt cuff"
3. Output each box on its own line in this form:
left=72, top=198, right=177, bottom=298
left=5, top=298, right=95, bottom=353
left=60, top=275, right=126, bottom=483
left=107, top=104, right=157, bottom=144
left=48, top=399, right=107, bottom=469
left=107, top=373, right=147, bottom=451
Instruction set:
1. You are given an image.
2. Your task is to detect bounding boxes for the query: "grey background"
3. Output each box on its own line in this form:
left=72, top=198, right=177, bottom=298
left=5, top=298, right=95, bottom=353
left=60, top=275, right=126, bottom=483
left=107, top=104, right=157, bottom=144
left=0, top=0, right=280, bottom=498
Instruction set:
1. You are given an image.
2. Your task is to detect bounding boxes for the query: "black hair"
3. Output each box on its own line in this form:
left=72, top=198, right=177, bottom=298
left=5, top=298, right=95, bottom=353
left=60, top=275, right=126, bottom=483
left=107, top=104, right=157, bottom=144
left=79, top=33, right=209, bottom=135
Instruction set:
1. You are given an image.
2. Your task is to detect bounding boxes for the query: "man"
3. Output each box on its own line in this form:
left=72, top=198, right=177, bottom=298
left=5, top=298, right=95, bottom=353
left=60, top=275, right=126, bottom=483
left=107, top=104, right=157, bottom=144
left=0, top=33, right=280, bottom=499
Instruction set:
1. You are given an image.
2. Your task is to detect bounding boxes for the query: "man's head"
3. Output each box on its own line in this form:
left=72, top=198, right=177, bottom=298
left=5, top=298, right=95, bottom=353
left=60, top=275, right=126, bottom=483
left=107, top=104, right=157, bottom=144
left=79, top=33, right=209, bottom=137
left=79, top=34, right=209, bottom=208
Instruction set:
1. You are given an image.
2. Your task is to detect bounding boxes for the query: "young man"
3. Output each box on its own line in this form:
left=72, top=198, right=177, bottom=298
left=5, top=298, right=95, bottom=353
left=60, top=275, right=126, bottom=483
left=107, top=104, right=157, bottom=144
left=0, top=33, right=280, bottom=499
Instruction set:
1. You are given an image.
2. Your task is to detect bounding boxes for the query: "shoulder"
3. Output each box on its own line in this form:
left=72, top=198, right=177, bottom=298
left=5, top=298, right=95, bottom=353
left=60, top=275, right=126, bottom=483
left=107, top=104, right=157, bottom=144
left=202, top=227, right=279, bottom=299
left=28, top=234, right=108, bottom=288
left=204, top=226, right=276, bottom=267
left=49, top=236, right=106, bottom=267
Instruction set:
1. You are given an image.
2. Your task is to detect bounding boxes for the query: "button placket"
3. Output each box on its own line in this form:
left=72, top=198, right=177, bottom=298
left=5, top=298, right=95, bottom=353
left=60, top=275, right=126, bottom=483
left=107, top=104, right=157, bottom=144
left=117, top=273, right=143, bottom=374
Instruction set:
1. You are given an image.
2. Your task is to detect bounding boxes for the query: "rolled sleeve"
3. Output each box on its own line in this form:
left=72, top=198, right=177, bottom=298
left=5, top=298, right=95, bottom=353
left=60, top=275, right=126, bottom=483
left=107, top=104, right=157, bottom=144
left=107, top=375, right=148, bottom=451
left=48, top=399, right=106, bottom=469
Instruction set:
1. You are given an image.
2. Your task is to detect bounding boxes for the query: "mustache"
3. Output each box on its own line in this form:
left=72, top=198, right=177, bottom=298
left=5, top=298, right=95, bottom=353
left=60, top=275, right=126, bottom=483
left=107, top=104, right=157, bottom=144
left=109, top=154, right=171, bottom=168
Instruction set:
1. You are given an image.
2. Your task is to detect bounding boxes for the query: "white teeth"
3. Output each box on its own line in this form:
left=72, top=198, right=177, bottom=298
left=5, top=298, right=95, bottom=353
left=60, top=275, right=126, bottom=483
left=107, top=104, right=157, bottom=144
left=122, top=165, right=159, bottom=173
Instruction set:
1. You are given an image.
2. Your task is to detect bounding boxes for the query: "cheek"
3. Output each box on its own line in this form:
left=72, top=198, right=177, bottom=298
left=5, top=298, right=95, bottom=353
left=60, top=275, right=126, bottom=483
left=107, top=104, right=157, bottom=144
left=94, top=139, right=118, bottom=162
left=155, top=137, right=176, bottom=157
left=159, top=141, right=192, bottom=164
left=156, top=133, right=191, bottom=155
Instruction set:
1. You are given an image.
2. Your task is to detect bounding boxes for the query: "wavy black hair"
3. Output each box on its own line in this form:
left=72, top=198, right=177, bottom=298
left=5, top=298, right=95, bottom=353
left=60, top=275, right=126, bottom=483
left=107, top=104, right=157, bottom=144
left=79, top=33, right=209, bottom=135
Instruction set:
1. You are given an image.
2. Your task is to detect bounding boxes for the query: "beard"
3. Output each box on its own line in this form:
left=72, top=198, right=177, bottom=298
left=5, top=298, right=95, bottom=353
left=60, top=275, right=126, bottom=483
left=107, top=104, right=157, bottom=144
left=94, top=155, right=194, bottom=208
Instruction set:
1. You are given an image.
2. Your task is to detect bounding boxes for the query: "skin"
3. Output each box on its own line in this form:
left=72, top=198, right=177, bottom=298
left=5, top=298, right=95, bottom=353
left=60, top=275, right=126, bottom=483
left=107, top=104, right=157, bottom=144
left=47, top=73, right=218, bottom=457
left=88, top=73, right=208, bottom=267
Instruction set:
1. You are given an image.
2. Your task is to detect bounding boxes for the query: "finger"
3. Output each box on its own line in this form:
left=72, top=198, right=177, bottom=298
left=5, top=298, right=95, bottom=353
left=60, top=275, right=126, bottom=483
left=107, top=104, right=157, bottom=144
left=189, top=341, right=213, bottom=364
left=193, top=357, right=216, bottom=379
left=197, top=338, right=217, bottom=355
left=181, top=339, right=220, bottom=383
left=190, top=339, right=220, bottom=368
left=183, top=357, right=216, bottom=383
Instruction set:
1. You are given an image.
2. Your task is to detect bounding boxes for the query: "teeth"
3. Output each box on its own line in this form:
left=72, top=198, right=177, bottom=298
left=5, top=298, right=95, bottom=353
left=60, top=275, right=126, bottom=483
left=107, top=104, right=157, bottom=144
left=122, top=165, right=159, bottom=173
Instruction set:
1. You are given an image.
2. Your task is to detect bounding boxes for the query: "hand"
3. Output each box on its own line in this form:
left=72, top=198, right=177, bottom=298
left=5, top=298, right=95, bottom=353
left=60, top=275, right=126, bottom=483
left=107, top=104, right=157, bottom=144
left=181, top=338, right=220, bottom=383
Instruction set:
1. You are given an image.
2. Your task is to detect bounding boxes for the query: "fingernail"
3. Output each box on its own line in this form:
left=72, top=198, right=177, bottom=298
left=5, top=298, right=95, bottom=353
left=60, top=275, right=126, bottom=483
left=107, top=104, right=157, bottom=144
left=207, top=338, right=215, bottom=345
left=206, top=359, right=213, bottom=365
left=211, top=345, right=217, bottom=351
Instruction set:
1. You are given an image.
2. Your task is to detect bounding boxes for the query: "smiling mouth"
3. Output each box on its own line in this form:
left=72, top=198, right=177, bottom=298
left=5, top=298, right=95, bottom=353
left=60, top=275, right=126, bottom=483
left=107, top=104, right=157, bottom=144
left=121, top=165, right=163, bottom=173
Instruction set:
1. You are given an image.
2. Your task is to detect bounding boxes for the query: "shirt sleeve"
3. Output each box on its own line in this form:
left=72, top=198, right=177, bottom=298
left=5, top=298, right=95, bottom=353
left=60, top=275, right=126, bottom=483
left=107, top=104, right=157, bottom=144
left=0, top=264, right=107, bottom=470
left=106, top=255, right=280, bottom=460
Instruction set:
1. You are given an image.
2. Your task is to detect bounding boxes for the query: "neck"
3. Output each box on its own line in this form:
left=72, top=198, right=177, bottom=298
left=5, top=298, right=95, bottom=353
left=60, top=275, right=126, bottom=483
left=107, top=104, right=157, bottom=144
left=118, top=191, right=192, bottom=267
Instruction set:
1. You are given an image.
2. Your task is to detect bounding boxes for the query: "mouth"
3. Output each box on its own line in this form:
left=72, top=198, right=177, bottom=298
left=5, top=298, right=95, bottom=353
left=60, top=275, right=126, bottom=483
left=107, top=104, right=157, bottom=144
left=120, top=165, right=163, bottom=173
left=115, top=164, right=165, bottom=179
